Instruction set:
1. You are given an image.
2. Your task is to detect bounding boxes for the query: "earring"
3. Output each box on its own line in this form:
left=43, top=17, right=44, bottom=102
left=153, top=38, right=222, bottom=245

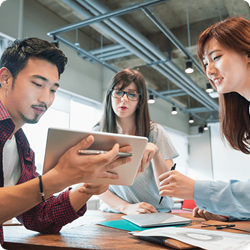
left=6, top=89, right=8, bottom=97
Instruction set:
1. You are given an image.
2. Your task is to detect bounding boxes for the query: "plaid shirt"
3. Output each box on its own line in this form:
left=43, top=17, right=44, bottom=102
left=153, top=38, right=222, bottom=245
left=0, top=101, right=86, bottom=246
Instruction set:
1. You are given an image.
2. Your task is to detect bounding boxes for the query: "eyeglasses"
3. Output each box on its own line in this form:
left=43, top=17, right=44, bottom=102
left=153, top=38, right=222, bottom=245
left=201, top=222, right=250, bottom=233
left=111, top=89, right=140, bottom=101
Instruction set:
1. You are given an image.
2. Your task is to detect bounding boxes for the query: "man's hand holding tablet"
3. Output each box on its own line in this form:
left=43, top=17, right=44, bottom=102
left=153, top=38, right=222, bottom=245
left=43, top=128, right=148, bottom=186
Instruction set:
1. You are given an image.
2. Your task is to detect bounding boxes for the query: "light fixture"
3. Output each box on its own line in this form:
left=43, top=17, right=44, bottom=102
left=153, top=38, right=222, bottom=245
left=148, top=94, right=155, bottom=104
left=198, top=126, right=204, bottom=134
left=206, top=83, right=213, bottom=93
left=189, top=115, right=194, bottom=124
left=171, top=106, right=177, bottom=115
left=185, top=60, right=194, bottom=74
left=204, top=124, right=208, bottom=131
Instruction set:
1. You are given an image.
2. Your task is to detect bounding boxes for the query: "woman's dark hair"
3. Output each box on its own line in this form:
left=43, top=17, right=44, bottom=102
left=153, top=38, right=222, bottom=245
left=0, top=37, right=67, bottom=81
left=197, top=16, right=250, bottom=154
left=98, top=68, right=151, bottom=138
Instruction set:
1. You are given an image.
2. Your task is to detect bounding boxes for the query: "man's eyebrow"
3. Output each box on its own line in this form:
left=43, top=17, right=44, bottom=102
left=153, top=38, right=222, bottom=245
left=32, top=75, right=60, bottom=87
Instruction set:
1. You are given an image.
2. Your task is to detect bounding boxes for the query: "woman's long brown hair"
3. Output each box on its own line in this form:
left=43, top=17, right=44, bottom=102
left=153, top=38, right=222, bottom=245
left=197, top=16, right=250, bottom=154
left=98, top=68, right=151, bottom=138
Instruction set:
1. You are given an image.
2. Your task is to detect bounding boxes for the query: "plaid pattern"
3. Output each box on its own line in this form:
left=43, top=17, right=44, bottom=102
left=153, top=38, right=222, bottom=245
left=0, top=101, right=86, bottom=246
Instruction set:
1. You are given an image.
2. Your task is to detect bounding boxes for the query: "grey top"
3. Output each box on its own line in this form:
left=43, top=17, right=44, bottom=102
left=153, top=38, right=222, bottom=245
left=95, top=122, right=179, bottom=213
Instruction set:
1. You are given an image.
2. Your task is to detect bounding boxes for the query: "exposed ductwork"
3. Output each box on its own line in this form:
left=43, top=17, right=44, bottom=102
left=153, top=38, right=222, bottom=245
left=48, top=0, right=219, bottom=124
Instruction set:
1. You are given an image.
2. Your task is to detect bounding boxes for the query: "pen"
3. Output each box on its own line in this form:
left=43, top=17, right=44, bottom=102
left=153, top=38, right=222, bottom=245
left=159, top=163, right=176, bottom=204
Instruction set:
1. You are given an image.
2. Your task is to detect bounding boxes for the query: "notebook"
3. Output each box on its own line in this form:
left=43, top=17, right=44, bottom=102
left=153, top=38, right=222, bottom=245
left=42, top=127, right=148, bottom=186
left=122, top=213, right=191, bottom=228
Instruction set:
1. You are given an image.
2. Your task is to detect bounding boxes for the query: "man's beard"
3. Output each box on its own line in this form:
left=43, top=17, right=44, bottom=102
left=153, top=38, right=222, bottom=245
left=19, top=113, right=40, bottom=124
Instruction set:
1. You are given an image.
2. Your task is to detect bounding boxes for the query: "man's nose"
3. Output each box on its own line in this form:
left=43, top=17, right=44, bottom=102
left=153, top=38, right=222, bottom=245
left=38, top=89, right=51, bottom=106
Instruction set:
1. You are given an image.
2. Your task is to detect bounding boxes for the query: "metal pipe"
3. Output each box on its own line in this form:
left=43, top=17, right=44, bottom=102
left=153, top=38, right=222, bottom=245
left=186, top=107, right=210, bottom=113
left=53, top=0, right=217, bottom=122
left=186, top=1, right=191, bottom=50
left=82, top=48, right=131, bottom=59
left=55, top=35, right=118, bottom=73
left=147, top=87, right=206, bottom=122
left=82, top=0, right=218, bottom=111
left=80, top=43, right=124, bottom=56
left=48, top=0, right=170, bottom=36
left=142, top=7, right=206, bottom=78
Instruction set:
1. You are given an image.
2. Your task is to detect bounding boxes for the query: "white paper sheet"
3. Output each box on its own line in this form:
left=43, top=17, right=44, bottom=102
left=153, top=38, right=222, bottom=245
left=133, top=227, right=250, bottom=250
left=61, top=217, right=105, bottom=230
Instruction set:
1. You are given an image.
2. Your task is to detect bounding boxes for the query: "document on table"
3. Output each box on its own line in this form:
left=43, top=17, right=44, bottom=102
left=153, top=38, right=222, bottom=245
left=132, top=227, right=250, bottom=250
left=61, top=217, right=105, bottom=230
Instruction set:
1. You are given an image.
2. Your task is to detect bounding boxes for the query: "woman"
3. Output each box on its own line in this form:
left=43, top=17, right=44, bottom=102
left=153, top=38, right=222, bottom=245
left=158, top=16, right=250, bottom=221
left=94, top=68, right=179, bottom=214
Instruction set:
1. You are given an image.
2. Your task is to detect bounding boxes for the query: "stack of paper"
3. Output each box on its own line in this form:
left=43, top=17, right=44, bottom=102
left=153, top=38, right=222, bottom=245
left=133, top=227, right=250, bottom=250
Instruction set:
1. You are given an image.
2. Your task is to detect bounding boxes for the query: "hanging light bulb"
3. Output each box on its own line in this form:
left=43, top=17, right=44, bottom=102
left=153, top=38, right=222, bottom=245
left=206, top=83, right=213, bottom=93
left=185, top=60, right=194, bottom=74
left=189, top=115, right=194, bottom=123
left=204, top=124, right=208, bottom=131
left=171, top=106, right=177, bottom=115
left=148, top=94, right=155, bottom=104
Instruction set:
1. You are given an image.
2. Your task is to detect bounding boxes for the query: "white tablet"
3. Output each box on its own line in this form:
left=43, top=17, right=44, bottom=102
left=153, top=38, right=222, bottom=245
left=42, top=127, right=148, bottom=186
left=122, top=213, right=191, bottom=228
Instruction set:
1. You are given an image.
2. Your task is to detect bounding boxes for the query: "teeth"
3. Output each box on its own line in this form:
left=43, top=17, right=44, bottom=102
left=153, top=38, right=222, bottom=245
left=214, top=78, right=222, bottom=84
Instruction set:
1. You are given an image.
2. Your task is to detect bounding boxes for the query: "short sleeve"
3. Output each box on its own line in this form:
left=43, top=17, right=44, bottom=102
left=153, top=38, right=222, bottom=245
left=149, top=123, right=179, bottom=160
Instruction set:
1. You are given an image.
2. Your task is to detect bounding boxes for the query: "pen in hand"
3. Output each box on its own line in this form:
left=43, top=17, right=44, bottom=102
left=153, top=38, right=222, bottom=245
left=159, top=163, right=176, bottom=204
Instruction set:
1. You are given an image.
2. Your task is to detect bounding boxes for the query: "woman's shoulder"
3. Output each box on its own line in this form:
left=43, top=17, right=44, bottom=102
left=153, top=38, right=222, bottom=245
left=150, top=122, right=164, bottom=133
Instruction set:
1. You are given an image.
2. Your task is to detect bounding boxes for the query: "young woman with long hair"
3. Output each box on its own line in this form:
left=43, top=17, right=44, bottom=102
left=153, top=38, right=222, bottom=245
left=158, top=16, right=250, bottom=221
left=95, top=68, right=179, bottom=214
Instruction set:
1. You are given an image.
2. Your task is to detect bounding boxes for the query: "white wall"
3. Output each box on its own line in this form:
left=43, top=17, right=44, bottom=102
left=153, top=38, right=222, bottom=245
left=187, top=126, right=213, bottom=180
left=0, top=0, right=20, bottom=38
left=210, top=123, right=250, bottom=182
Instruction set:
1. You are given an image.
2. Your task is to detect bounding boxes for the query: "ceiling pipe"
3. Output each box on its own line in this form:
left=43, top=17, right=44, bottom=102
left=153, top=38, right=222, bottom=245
left=53, top=0, right=217, bottom=122
left=141, top=7, right=218, bottom=111
left=61, top=0, right=210, bottom=111
left=83, top=0, right=218, bottom=111
left=80, top=0, right=217, bottom=111
left=142, top=7, right=206, bottom=78
left=80, top=43, right=125, bottom=56
left=147, top=87, right=206, bottom=122
left=55, top=35, right=118, bottom=72
left=48, top=0, right=170, bottom=37
left=81, top=48, right=132, bottom=61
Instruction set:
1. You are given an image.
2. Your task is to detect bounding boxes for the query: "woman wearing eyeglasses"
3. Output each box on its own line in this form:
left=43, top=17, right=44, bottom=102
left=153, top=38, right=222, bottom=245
left=94, top=68, right=179, bottom=215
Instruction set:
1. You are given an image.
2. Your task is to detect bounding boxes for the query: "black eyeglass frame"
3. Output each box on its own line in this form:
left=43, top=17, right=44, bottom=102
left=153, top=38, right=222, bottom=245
left=110, top=89, right=141, bottom=101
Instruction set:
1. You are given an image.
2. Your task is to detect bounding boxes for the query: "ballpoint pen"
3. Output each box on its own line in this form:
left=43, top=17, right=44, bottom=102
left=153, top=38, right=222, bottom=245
left=159, top=163, right=176, bottom=204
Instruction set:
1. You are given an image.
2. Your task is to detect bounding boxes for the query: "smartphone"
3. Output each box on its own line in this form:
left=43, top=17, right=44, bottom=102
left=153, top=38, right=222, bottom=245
left=77, top=149, right=132, bottom=157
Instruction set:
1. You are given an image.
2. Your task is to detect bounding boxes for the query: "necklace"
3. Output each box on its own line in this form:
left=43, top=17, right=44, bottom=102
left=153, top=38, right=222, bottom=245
left=117, top=125, right=136, bottom=135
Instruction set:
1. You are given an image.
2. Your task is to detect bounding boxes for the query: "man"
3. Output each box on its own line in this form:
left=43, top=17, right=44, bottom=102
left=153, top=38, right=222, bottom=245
left=0, top=37, right=131, bottom=246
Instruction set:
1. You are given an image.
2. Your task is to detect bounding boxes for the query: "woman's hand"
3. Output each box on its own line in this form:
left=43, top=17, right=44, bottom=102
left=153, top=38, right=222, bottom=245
left=158, top=170, right=195, bottom=199
left=78, top=183, right=109, bottom=195
left=123, top=202, right=158, bottom=215
left=193, top=207, right=230, bottom=221
left=136, top=143, right=159, bottom=176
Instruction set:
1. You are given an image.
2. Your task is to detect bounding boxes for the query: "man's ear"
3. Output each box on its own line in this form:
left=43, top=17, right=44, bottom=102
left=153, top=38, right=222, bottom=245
left=0, top=67, right=12, bottom=89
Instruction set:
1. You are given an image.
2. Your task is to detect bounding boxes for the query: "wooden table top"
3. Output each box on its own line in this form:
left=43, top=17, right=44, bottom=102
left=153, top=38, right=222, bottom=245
left=3, top=210, right=250, bottom=250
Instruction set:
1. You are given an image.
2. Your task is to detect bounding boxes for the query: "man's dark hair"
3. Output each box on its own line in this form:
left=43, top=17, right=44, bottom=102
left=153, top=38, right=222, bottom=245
left=0, top=37, right=68, bottom=80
